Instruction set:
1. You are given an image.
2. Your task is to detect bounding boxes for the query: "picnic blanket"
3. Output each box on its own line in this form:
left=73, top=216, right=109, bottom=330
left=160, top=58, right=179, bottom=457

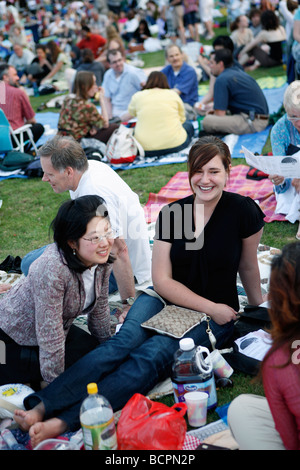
left=143, top=164, right=286, bottom=224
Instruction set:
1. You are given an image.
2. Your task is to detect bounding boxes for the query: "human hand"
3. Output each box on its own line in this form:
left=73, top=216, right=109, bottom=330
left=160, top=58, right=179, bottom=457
left=0, top=283, right=11, bottom=294
left=118, top=304, right=131, bottom=323
left=292, top=178, right=300, bottom=193
left=98, top=86, right=105, bottom=100
left=268, top=174, right=284, bottom=186
left=210, top=304, right=238, bottom=325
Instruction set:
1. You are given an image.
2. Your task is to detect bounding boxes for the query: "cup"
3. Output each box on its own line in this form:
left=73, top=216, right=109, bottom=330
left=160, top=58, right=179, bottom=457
left=210, top=349, right=233, bottom=378
left=184, top=391, right=208, bottom=427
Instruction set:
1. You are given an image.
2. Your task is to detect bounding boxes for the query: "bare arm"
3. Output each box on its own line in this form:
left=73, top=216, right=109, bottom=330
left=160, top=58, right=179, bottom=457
left=239, top=30, right=265, bottom=56
left=111, top=236, right=135, bottom=302
left=104, top=96, right=113, bottom=119
left=41, top=60, right=63, bottom=83
left=238, top=228, right=264, bottom=305
left=98, top=87, right=109, bottom=128
left=152, top=239, right=237, bottom=325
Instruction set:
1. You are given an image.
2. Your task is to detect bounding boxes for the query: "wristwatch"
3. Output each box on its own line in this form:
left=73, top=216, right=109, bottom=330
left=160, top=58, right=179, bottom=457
left=121, top=297, right=135, bottom=306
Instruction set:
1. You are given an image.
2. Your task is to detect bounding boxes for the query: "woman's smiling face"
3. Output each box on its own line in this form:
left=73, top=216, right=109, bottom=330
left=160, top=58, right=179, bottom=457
left=190, top=154, right=229, bottom=204
left=74, top=216, right=114, bottom=268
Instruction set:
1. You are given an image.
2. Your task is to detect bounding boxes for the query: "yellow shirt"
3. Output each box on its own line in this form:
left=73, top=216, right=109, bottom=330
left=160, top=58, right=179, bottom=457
left=128, top=88, right=187, bottom=151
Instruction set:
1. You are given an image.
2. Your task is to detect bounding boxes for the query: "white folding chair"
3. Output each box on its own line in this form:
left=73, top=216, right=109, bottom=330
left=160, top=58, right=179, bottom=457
left=0, top=108, right=38, bottom=154
left=10, top=123, right=38, bottom=154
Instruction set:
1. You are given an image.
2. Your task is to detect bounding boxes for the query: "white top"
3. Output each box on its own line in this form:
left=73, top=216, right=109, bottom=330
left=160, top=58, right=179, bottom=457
left=70, top=160, right=151, bottom=284
left=82, top=265, right=97, bottom=310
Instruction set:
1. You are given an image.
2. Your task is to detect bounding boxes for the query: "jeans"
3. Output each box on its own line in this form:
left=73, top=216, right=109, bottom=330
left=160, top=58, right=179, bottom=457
left=21, top=245, right=118, bottom=294
left=24, top=292, right=234, bottom=431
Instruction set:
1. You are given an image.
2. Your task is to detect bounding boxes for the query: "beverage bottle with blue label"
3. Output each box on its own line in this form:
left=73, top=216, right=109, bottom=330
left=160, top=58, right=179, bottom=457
left=80, top=383, right=118, bottom=450
left=171, top=338, right=217, bottom=409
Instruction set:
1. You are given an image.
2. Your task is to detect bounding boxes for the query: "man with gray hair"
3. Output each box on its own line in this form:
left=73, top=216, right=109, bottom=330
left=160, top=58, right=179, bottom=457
left=21, top=136, right=151, bottom=318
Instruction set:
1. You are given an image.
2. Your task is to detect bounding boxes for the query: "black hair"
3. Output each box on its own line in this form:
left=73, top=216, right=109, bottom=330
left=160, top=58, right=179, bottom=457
left=213, top=48, right=234, bottom=68
left=50, top=195, right=114, bottom=273
left=212, top=35, right=234, bottom=53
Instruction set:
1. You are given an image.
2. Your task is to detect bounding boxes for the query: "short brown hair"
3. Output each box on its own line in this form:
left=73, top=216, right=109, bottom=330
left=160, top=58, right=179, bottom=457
left=143, top=71, right=170, bottom=90
left=188, top=136, right=231, bottom=187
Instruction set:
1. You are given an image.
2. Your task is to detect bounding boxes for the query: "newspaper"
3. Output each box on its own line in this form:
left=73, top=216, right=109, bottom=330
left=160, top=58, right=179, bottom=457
left=242, top=146, right=300, bottom=178
left=235, top=329, right=272, bottom=361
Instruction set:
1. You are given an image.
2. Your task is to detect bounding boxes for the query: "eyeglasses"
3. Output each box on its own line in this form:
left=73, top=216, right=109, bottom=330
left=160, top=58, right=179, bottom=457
left=287, top=115, right=300, bottom=122
left=82, top=230, right=115, bottom=244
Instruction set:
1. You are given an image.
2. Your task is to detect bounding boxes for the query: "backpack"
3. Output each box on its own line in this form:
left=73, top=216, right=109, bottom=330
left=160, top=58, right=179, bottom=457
left=105, top=124, right=144, bottom=165
left=0, top=150, right=34, bottom=171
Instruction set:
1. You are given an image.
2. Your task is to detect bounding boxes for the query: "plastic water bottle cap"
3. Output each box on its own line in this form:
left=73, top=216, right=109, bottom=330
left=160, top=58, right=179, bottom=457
left=87, top=383, right=98, bottom=395
left=179, top=338, right=195, bottom=351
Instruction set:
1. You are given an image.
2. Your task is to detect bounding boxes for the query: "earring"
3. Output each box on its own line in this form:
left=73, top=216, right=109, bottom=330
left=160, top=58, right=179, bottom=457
left=73, top=249, right=76, bottom=256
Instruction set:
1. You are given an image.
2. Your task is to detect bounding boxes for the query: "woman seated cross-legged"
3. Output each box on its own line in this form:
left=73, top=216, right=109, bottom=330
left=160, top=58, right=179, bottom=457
left=14, top=136, right=265, bottom=448
left=58, top=70, right=118, bottom=144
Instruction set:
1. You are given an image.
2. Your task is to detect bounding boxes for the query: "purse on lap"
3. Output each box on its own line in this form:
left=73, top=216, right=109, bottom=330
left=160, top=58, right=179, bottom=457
left=137, top=288, right=216, bottom=347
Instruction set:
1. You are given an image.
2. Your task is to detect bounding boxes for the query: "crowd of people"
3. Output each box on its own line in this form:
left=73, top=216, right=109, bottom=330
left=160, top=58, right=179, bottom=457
left=0, top=0, right=300, bottom=451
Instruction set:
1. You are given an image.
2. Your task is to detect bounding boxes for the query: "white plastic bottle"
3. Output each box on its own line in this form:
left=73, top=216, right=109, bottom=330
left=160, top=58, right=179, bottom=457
left=80, top=383, right=117, bottom=450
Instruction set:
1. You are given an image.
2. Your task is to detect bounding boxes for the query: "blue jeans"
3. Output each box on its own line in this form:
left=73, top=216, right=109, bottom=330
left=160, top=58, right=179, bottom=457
left=21, top=245, right=118, bottom=294
left=24, top=292, right=234, bottom=431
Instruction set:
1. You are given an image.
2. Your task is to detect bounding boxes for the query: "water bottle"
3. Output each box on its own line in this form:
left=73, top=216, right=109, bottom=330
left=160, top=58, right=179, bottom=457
left=33, top=82, right=39, bottom=97
left=80, top=383, right=117, bottom=450
left=171, top=338, right=217, bottom=409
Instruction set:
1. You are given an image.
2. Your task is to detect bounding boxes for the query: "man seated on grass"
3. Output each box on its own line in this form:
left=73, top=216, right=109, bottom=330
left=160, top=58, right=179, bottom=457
left=201, top=48, right=269, bottom=136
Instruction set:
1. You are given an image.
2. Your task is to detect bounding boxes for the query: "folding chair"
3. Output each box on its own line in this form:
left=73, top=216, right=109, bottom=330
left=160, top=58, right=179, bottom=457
left=0, top=108, right=37, bottom=154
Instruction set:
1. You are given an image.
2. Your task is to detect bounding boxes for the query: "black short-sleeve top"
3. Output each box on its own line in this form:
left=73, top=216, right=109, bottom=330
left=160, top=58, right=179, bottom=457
left=154, top=191, right=265, bottom=311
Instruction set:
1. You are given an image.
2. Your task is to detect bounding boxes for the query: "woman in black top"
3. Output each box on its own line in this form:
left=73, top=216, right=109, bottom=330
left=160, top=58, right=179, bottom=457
left=14, top=136, right=265, bottom=447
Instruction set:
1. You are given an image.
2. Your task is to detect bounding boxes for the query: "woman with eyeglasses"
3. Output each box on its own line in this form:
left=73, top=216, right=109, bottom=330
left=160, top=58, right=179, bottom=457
left=270, top=80, right=300, bottom=240
left=0, top=195, right=115, bottom=386
left=228, top=241, right=300, bottom=450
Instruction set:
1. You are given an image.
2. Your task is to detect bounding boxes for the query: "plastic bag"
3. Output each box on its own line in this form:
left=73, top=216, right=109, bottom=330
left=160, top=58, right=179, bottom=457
left=117, top=393, right=187, bottom=450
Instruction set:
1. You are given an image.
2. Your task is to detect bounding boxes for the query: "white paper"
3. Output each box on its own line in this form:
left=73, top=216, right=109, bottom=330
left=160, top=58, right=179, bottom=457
left=242, top=146, right=300, bottom=178
left=235, top=329, right=272, bottom=361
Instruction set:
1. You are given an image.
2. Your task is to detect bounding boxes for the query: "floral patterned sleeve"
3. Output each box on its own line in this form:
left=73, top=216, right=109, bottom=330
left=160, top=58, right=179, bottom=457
left=270, top=115, right=290, bottom=156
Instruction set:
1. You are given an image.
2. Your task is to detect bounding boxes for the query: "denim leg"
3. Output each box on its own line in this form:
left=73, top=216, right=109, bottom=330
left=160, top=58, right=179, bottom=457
left=21, top=246, right=47, bottom=276
left=39, top=318, right=234, bottom=431
left=24, top=292, right=164, bottom=417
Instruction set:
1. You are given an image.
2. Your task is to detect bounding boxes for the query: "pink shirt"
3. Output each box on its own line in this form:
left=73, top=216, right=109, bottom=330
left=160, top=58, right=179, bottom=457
left=0, top=83, right=35, bottom=129
left=263, top=346, right=300, bottom=450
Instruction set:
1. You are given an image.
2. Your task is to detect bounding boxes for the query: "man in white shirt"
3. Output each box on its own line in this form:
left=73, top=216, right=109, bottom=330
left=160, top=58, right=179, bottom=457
left=21, top=136, right=151, bottom=318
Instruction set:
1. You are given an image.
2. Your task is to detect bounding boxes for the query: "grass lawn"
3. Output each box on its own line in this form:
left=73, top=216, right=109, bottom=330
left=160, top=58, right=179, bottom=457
left=0, top=21, right=293, bottom=423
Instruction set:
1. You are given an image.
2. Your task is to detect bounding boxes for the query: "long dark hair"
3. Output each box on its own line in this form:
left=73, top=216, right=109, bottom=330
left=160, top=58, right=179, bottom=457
left=50, top=195, right=114, bottom=273
left=262, top=242, right=300, bottom=368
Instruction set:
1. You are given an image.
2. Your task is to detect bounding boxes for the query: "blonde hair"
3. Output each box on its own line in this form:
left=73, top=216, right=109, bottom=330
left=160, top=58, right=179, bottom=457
left=283, top=81, right=300, bottom=113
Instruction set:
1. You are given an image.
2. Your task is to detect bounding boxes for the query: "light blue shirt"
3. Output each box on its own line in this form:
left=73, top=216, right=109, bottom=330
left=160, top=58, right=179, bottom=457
left=102, top=63, right=146, bottom=116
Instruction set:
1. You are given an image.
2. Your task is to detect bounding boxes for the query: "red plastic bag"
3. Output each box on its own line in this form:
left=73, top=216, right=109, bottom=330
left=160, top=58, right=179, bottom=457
left=117, top=393, right=187, bottom=450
